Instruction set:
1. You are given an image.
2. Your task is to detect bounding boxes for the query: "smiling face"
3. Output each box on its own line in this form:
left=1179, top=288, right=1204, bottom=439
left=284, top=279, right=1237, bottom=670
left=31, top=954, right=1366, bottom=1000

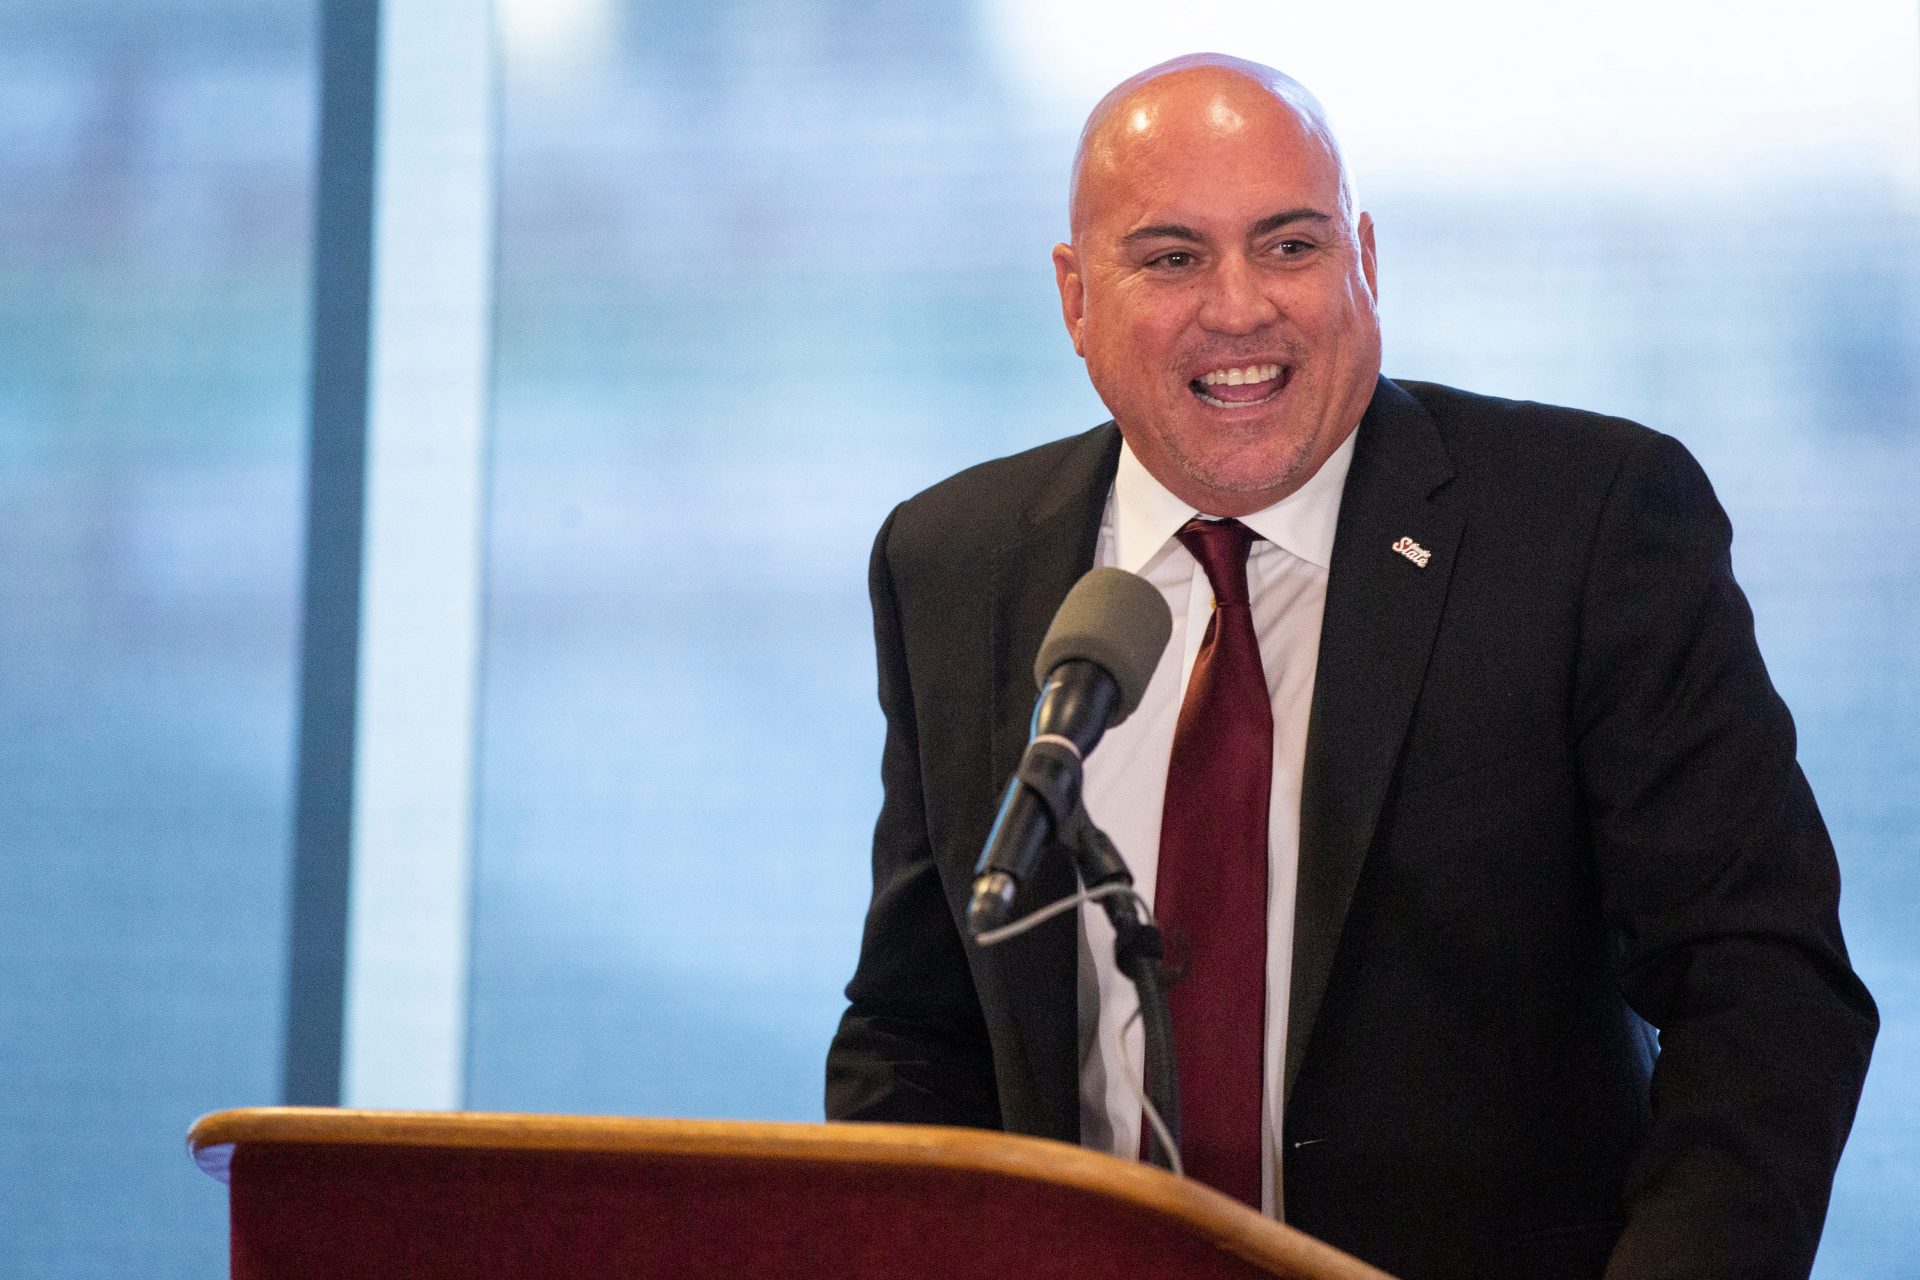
left=1054, top=63, right=1382, bottom=516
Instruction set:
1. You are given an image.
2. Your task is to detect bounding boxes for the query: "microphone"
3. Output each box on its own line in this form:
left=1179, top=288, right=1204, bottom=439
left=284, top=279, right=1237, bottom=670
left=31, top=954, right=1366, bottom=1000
left=966, top=568, right=1172, bottom=936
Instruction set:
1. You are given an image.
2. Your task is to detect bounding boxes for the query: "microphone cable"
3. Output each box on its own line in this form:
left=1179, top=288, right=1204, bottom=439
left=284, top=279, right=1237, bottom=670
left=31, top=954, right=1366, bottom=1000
left=972, top=882, right=1183, bottom=1178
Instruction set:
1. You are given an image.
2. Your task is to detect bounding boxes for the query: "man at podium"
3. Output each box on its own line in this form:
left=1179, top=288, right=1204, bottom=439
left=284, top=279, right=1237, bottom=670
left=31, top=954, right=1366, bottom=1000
left=826, top=53, right=1876, bottom=1280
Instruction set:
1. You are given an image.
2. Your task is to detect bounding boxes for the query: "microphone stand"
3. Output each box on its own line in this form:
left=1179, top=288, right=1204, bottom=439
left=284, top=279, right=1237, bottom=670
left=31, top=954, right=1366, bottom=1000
left=1057, top=805, right=1182, bottom=1174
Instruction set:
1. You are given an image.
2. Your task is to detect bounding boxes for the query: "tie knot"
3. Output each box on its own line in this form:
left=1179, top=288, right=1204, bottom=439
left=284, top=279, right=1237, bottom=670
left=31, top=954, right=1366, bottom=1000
left=1176, top=518, right=1259, bottom=606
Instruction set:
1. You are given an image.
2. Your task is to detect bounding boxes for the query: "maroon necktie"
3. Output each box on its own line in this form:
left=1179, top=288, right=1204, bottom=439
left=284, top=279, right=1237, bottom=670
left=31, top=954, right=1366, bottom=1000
left=1152, top=517, right=1271, bottom=1208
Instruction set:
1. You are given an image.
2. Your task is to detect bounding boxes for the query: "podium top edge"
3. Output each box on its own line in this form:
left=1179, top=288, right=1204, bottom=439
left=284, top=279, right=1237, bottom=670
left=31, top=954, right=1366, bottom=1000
left=184, top=1108, right=1393, bottom=1279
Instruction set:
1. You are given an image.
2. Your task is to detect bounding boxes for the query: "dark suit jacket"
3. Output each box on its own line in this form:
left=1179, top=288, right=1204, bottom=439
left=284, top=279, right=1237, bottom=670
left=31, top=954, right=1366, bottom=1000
left=825, top=378, right=1877, bottom=1280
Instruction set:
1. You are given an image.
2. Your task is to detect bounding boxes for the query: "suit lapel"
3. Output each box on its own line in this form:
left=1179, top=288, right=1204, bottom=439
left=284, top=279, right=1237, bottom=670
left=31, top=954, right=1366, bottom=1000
left=982, top=424, right=1121, bottom=1139
left=988, top=424, right=1124, bottom=854
left=1287, top=379, right=1462, bottom=1103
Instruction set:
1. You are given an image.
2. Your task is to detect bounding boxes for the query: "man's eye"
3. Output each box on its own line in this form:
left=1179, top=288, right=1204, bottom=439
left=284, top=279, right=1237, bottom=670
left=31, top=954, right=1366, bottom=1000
left=1149, top=251, right=1196, bottom=270
left=1273, top=239, right=1314, bottom=257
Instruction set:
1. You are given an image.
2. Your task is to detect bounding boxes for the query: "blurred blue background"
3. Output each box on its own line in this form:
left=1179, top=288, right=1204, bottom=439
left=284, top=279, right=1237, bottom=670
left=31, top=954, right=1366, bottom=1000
left=1, top=1, right=1914, bottom=1276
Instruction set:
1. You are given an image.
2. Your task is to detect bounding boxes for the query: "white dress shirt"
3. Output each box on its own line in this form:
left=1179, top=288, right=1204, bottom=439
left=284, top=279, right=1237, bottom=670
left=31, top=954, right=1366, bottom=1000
left=1076, top=430, right=1356, bottom=1217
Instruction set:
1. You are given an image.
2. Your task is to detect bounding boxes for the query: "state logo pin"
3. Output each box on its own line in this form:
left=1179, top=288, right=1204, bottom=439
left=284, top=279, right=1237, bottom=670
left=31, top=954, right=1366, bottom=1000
left=1391, top=535, right=1432, bottom=568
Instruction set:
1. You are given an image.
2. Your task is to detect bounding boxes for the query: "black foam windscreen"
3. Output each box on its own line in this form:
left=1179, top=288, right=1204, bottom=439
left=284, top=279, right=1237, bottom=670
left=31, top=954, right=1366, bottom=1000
left=1031, top=568, right=1172, bottom=726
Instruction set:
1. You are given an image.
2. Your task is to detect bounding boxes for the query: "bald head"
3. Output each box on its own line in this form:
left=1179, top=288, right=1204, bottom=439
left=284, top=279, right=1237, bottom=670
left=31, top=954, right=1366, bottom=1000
left=1068, top=54, right=1354, bottom=240
left=1050, top=54, right=1381, bottom=516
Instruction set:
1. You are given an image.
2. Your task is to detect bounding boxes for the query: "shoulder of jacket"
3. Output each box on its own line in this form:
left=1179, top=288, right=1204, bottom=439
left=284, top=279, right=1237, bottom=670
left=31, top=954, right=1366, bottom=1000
left=1389, top=377, right=1698, bottom=510
left=882, top=423, right=1118, bottom=563
left=1393, top=379, right=1662, bottom=461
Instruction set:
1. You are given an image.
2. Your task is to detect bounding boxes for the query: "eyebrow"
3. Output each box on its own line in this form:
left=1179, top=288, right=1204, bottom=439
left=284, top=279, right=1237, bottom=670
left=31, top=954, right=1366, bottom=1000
left=1122, top=208, right=1334, bottom=245
left=1251, top=208, right=1334, bottom=237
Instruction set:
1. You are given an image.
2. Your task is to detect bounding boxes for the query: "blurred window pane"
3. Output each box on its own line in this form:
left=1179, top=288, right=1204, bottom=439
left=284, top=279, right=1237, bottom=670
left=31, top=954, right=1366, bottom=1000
left=0, top=5, right=314, bottom=1276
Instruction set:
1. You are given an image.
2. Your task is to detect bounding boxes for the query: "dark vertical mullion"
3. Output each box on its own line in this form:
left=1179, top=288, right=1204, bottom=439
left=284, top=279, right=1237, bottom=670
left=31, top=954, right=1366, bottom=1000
left=282, top=0, right=380, bottom=1107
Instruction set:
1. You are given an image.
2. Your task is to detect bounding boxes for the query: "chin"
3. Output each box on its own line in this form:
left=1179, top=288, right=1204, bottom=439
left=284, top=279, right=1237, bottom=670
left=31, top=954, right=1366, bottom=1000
left=1173, top=439, right=1317, bottom=506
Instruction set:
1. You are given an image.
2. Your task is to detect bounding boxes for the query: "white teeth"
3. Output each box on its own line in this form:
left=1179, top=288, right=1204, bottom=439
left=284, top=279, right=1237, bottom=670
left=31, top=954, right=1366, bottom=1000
left=1198, top=363, right=1281, bottom=386
left=1195, top=384, right=1281, bottom=409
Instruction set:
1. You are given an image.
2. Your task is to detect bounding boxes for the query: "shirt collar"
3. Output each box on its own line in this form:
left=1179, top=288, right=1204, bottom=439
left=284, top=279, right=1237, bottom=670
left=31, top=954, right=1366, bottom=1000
left=1110, top=427, right=1358, bottom=573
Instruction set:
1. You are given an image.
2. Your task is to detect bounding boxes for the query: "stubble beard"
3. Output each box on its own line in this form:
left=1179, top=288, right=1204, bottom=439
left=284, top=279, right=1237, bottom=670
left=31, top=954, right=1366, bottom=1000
left=1158, top=413, right=1323, bottom=508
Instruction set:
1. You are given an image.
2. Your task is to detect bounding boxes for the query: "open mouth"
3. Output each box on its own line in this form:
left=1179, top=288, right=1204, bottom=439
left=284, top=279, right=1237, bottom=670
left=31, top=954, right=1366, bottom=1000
left=1189, top=362, right=1289, bottom=409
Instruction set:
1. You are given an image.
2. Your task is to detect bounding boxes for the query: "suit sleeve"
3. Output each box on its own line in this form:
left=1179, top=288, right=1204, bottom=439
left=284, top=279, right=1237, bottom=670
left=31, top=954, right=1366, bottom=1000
left=823, top=508, right=1002, bottom=1128
left=1573, top=432, right=1878, bottom=1280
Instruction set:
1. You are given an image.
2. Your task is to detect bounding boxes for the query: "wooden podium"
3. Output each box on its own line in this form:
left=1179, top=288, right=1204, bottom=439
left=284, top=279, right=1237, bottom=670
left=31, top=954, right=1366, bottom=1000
left=189, top=1109, right=1394, bottom=1279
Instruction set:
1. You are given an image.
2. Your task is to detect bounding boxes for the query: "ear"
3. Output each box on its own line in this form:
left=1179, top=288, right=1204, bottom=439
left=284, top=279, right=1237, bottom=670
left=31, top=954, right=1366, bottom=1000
left=1357, top=211, right=1379, bottom=302
left=1052, top=242, right=1087, bottom=357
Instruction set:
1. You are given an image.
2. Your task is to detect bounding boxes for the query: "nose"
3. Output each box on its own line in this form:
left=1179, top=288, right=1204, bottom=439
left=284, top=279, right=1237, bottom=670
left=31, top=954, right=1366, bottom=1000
left=1197, top=254, right=1279, bottom=334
